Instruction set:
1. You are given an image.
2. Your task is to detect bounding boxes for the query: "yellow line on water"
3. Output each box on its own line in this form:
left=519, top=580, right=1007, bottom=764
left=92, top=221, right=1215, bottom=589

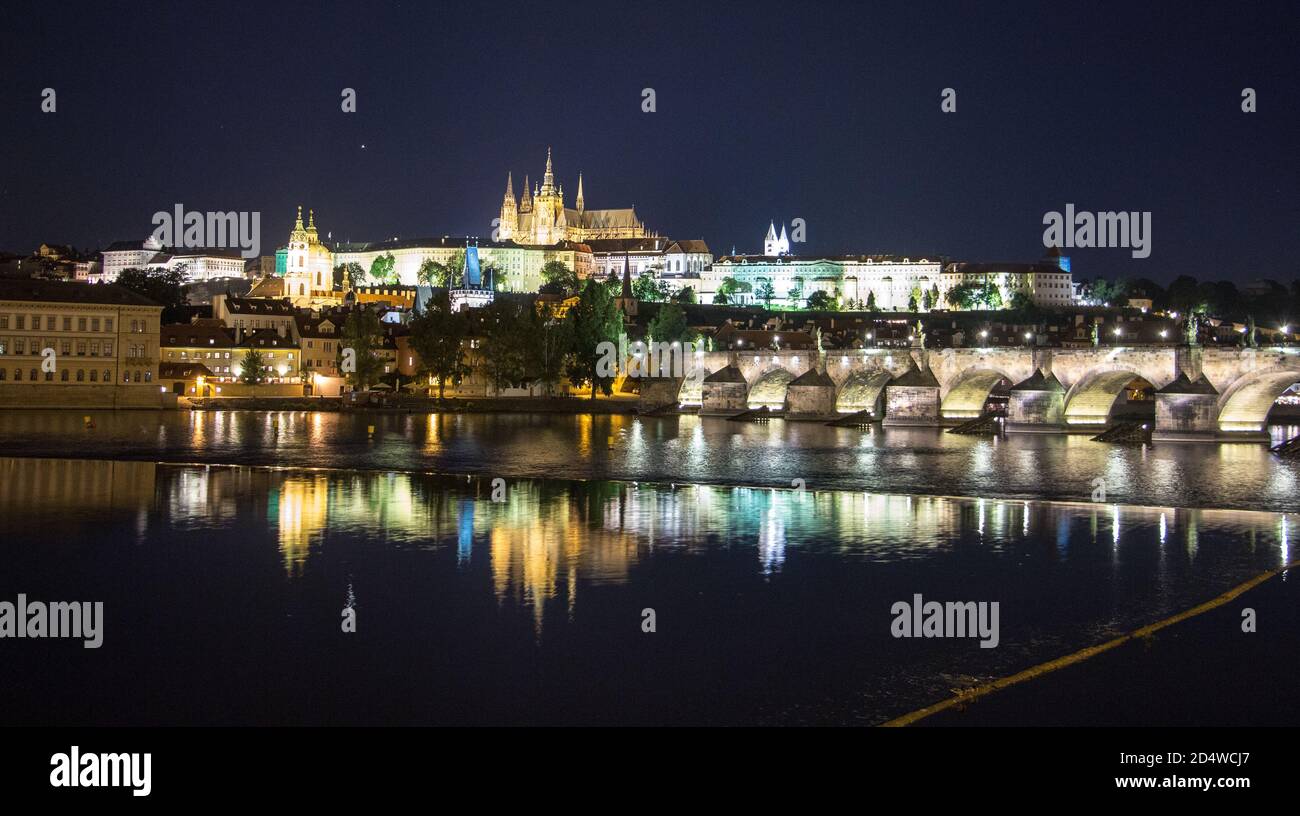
left=880, top=560, right=1298, bottom=727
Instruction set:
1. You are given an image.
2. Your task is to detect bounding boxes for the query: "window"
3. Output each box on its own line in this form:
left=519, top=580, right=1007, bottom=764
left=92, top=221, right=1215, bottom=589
left=16, top=316, right=25, bottom=330
left=103, top=342, right=112, bottom=356
left=76, top=370, right=84, bottom=381
left=60, top=370, right=68, bottom=381
left=77, top=341, right=86, bottom=356
left=144, top=371, right=152, bottom=382
left=45, top=316, right=56, bottom=330
left=103, top=370, right=110, bottom=382
left=0, top=316, right=7, bottom=329
left=91, top=318, right=101, bottom=332
left=62, top=317, right=71, bottom=331
left=89, top=369, right=97, bottom=382
left=78, top=318, right=87, bottom=331
left=105, top=318, right=113, bottom=332
left=90, top=342, right=99, bottom=356
left=0, top=369, right=5, bottom=380
left=15, top=339, right=24, bottom=355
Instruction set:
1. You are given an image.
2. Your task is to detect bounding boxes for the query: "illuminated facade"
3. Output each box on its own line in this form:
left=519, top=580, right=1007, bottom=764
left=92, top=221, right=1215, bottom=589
left=497, top=148, right=650, bottom=245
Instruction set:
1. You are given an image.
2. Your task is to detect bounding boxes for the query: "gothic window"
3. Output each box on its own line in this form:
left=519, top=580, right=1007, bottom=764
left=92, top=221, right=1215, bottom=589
left=76, top=370, right=84, bottom=381
left=60, top=369, right=68, bottom=381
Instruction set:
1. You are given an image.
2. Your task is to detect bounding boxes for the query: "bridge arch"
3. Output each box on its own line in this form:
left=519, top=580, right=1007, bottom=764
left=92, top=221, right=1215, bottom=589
left=1063, top=368, right=1155, bottom=426
left=1216, top=369, right=1300, bottom=433
left=940, top=368, right=1013, bottom=420
left=747, top=368, right=796, bottom=409
left=835, top=370, right=892, bottom=416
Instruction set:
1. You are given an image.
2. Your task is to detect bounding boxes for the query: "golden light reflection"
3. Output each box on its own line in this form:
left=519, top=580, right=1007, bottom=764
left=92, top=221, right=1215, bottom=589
left=276, top=475, right=330, bottom=575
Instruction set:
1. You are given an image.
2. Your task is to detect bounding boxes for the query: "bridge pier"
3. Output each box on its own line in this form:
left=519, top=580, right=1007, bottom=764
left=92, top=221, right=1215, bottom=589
left=1005, top=369, right=1066, bottom=433
left=882, top=365, right=942, bottom=427
left=700, top=365, right=748, bottom=415
left=1152, top=373, right=1222, bottom=442
left=637, top=377, right=684, bottom=413
left=784, top=368, right=837, bottom=420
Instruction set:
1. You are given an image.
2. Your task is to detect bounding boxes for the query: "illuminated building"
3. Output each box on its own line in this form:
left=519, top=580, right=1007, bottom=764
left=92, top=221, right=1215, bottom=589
left=497, top=148, right=650, bottom=245
left=0, top=279, right=164, bottom=407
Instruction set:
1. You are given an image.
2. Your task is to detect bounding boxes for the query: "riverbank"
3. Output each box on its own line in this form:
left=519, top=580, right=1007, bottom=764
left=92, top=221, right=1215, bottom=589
left=184, top=395, right=642, bottom=414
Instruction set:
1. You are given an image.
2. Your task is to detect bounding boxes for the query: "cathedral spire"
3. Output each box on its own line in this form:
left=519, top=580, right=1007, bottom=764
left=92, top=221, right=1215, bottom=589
left=504, top=171, right=514, bottom=202
left=520, top=175, right=531, bottom=212
left=294, top=205, right=304, bottom=231
left=576, top=173, right=584, bottom=212
left=541, top=146, right=555, bottom=193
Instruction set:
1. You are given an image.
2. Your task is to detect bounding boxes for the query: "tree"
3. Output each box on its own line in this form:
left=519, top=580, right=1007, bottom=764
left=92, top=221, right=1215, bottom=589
left=408, top=292, right=471, bottom=398
left=717, top=276, right=750, bottom=303
left=523, top=301, right=571, bottom=396
left=806, top=291, right=836, bottom=311
left=418, top=252, right=461, bottom=288
left=647, top=302, right=696, bottom=345
left=755, top=280, right=776, bottom=308
left=369, top=253, right=397, bottom=285
left=541, top=260, right=580, bottom=296
left=115, top=267, right=189, bottom=322
left=865, top=290, right=877, bottom=311
left=673, top=286, right=697, bottom=305
left=946, top=281, right=1002, bottom=310
left=632, top=272, right=669, bottom=302
left=334, top=262, right=365, bottom=288
left=909, top=285, right=923, bottom=312
left=340, top=308, right=385, bottom=390
left=238, top=349, right=266, bottom=385
left=566, top=279, right=621, bottom=400
left=712, top=290, right=730, bottom=305
left=477, top=299, right=530, bottom=394
left=922, top=288, right=935, bottom=311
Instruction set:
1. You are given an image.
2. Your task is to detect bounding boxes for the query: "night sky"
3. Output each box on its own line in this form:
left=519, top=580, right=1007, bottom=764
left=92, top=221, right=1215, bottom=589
left=2, top=0, right=1296, bottom=284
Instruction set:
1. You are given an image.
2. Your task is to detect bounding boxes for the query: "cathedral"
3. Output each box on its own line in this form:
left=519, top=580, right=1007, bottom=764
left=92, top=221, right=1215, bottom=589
left=498, top=148, right=650, bottom=245
left=282, top=206, right=335, bottom=306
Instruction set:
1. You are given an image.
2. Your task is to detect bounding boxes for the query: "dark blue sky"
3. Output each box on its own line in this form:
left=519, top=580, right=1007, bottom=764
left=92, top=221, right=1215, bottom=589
left=2, top=0, right=1296, bottom=284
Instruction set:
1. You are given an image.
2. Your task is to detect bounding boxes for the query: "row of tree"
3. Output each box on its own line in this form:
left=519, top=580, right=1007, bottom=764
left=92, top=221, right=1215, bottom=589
left=339, top=279, right=696, bottom=400
left=1081, top=275, right=1300, bottom=325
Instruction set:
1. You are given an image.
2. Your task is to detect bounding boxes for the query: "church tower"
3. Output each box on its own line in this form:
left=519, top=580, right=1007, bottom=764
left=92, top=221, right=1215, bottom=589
left=778, top=224, right=790, bottom=255
left=533, top=147, right=564, bottom=245
left=499, top=172, right=518, bottom=242
left=764, top=221, right=779, bottom=255
left=519, top=175, right=532, bottom=213
left=576, top=173, right=584, bottom=213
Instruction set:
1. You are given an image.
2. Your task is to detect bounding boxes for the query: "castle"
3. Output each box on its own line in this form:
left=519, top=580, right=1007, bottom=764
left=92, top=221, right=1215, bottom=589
left=497, top=148, right=650, bottom=245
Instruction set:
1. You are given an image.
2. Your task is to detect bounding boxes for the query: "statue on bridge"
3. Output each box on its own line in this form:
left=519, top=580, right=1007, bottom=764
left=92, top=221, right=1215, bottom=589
left=1246, top=315, right=1258, bottom=348
left=1185, top=312, right=1200, bottom=346
left=914, top=319, right=926, bottom=349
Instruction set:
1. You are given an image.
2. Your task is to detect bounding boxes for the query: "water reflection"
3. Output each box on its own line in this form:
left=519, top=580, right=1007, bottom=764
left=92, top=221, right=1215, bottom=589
left=2, top=410, right=1299, bottom=513
left=4, top=455, right=1298, bottom=725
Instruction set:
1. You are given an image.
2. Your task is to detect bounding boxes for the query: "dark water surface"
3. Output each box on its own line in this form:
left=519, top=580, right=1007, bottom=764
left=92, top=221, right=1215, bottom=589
left=1, top=452, right=1294, bottom=725
left=0, top=409, right=1297, bottom=510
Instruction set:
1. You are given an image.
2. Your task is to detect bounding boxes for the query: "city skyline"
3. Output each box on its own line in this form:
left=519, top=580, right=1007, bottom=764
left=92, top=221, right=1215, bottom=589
left=2, top=2, right=1297, bottom=285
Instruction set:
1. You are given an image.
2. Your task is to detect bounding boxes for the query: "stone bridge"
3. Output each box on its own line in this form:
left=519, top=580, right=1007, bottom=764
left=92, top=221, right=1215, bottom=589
left=632, top=345, right=1300, bottom=442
